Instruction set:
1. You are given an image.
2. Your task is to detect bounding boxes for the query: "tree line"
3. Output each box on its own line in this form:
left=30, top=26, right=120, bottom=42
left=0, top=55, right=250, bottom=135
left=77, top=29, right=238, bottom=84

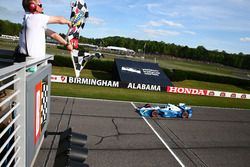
left=79, top=36, right=250, bottom=70
left=1, top=19, right=249, bottom=70
left=0, top=20, right=22, bottom=36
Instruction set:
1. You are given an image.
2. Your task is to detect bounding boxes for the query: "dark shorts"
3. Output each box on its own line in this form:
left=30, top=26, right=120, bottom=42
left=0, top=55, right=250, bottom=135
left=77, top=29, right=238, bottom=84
left=13, top=45, right=28, bottom=63
left=14, top=53, right=28, bottom=62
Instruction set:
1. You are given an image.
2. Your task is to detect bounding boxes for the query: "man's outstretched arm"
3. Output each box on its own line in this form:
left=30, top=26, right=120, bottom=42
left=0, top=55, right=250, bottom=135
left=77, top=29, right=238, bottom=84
left=48, top=16, right=71, bottom=27
left=46, top=29, right=73, bottom=51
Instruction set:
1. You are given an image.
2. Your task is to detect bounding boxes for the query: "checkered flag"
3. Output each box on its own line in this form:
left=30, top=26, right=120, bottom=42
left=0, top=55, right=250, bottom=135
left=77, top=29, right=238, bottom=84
left=67, top=0, right=89, bottom=49
left=41, top=82, right=49, bottom=130
left=71, top=50, right=104, bottom=77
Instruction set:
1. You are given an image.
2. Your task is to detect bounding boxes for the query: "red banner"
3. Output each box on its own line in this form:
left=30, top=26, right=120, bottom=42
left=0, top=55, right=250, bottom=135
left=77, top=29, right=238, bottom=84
left=34, top=81, right=42, bottom=145
left=51, top=75, right=67, bottom=83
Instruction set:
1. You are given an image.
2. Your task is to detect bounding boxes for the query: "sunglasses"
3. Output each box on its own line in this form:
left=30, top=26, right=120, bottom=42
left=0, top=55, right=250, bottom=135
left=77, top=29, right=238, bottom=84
left=37, top=3, right=43, bottom=8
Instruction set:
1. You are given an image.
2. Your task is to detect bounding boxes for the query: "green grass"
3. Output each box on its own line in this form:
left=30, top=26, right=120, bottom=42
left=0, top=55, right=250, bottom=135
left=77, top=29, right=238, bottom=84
left=52, top=83, right=250, bottom=109
left=46, top=45, right=70, bottom=56
left=51, top=66, right=250, bottom=109
left=0, top=39, right=18, bottom=51
left=52, top=66, right=112, bottom=80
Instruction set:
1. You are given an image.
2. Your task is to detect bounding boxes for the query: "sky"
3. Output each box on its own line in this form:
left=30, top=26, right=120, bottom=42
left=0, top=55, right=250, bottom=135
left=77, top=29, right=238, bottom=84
left=0, top=0, right=250, bottom=54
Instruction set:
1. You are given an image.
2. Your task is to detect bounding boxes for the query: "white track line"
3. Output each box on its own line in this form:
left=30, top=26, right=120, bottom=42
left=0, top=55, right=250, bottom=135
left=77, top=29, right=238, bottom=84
left=130, top=102, right=185, bottom=167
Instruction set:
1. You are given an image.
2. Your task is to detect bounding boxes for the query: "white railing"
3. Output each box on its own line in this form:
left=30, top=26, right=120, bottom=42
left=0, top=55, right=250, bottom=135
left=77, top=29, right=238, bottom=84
left=0, top=53, right=53, bottom=167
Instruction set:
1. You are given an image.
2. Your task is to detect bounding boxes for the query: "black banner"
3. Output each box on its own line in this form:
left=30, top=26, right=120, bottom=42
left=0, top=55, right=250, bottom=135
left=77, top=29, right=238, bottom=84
left=114, top=59, right=173, bottom=87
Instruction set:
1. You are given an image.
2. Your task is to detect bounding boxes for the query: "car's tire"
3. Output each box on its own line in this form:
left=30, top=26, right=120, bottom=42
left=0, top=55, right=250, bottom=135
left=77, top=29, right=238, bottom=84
left=182, top=111, right=189, bottom=118
left=151, top=110, right=158, bottom=117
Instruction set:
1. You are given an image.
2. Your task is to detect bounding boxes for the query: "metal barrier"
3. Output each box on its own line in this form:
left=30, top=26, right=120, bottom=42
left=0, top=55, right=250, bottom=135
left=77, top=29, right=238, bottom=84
left=0, top=51, right=53, bottom=167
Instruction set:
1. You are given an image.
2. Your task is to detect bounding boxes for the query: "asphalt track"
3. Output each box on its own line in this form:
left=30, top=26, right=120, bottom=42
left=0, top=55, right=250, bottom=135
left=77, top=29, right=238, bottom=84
left=35, top=96, right=250, bottom=167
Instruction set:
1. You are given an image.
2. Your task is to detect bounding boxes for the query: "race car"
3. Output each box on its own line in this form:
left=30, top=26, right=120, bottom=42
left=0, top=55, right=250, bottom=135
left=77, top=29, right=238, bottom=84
left=136, top=103, right=192, bottom=118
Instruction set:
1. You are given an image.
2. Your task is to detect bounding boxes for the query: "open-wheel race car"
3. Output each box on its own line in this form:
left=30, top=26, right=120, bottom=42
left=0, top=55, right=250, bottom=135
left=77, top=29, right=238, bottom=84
left=136, top=103, right=192, bottom=118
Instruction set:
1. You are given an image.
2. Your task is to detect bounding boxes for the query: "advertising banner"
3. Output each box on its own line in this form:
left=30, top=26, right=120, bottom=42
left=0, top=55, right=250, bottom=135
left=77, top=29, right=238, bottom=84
left=114, top=59, right=173, bottom=87
left=166, top=86, right=250, bottom=99
left=51, top=75, right=67, bottom=83
left=50, top=75, right=250, bottom=99
left=51, top=75, right=163, bottom=91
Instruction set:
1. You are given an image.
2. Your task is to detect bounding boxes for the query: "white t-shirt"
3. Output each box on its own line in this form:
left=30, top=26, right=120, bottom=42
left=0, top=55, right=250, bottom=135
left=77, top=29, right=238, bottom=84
left=19, top=13, right=49, bottom=58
